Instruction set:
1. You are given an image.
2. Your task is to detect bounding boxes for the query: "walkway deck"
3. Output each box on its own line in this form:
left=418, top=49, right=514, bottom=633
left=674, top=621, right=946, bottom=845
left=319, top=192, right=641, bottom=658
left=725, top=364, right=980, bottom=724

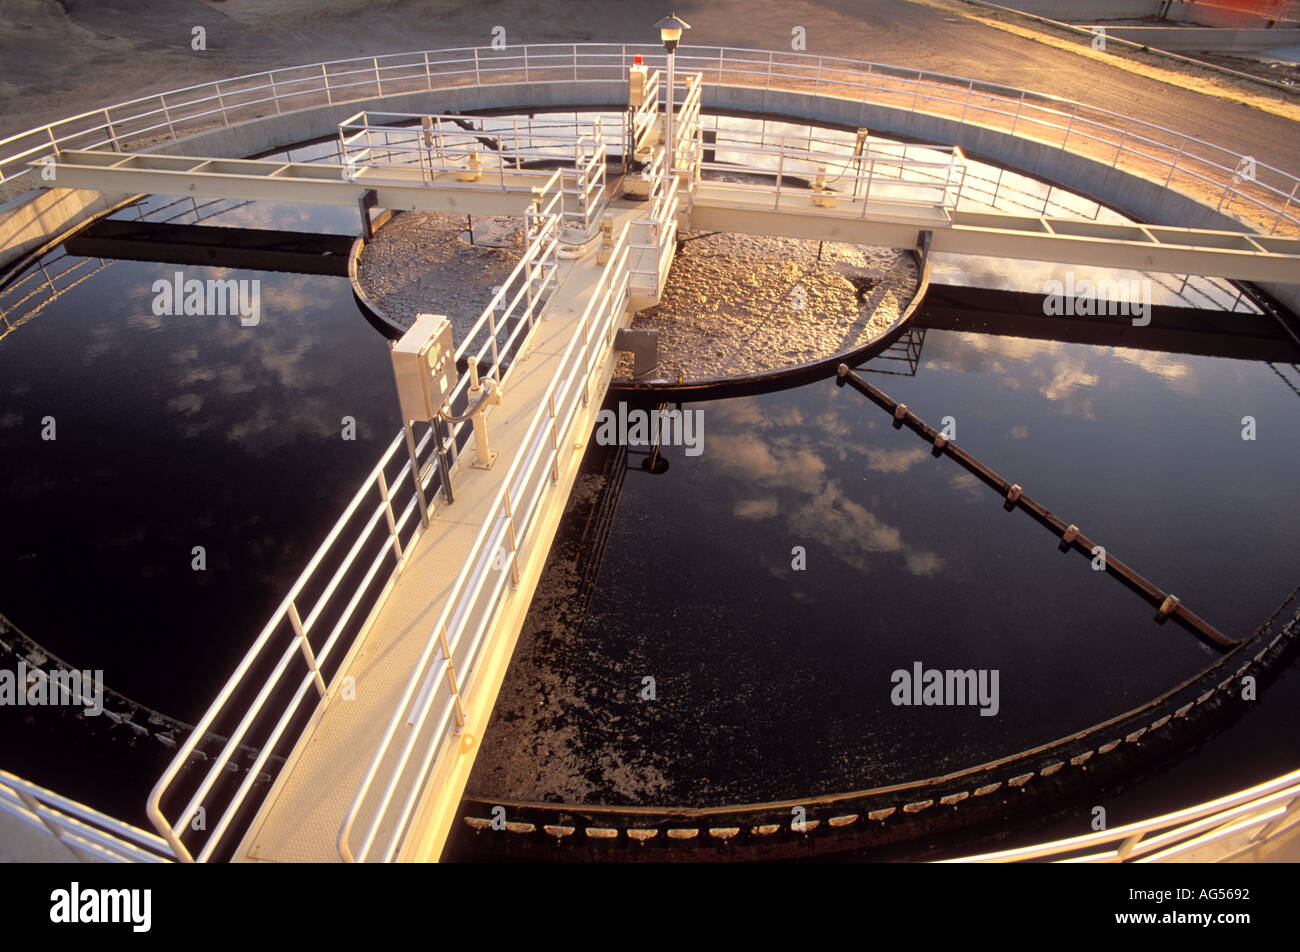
left=236, top=198, right=654, bottom=863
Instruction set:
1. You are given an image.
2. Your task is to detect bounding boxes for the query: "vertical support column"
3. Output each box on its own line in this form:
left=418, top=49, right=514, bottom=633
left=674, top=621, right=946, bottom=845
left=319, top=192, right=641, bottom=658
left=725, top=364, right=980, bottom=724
left=403, top=418, right=432, bottom=526
left=357, top=188, right=378, bottom=241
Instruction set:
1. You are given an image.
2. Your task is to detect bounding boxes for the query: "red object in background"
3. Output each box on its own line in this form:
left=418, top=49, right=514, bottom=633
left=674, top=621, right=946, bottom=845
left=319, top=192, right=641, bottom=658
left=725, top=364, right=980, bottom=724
left=634, top=54, right=643, bottom=65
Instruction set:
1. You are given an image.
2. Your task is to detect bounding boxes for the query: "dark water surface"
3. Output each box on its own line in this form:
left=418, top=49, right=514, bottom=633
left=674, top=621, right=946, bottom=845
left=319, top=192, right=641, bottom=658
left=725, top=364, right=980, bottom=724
left=0, top=228, right=398, bottom=721
left=470, top=328, right=1300, bottom=807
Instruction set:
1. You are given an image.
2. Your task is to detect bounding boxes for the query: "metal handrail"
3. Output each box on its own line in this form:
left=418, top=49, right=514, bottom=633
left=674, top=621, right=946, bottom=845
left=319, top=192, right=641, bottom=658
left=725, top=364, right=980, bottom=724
left=944, top=767, right=1300, bottom=863
left=2, top=770, right=174, bottom=863
left=338, top=216, right=634, bottom=862
left=336, top=144, right=668, bottom=859
left=698, top=134, right=965, bottom=214
left=3, top=44, right=1295, bottom=236
left=144, top=165, right=564, bottom=863
left=146, top=422, right=441, bottom=861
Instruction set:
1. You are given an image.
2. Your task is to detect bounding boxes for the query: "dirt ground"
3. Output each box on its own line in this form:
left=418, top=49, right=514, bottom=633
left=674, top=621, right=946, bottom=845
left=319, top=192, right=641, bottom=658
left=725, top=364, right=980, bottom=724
left=2, top=0, right=1297, bottom=169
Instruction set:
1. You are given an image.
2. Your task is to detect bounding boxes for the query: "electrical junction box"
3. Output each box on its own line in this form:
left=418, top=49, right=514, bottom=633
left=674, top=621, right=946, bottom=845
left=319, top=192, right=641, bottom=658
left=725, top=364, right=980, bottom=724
left=391, top=313, right=457, bottom=422
left=629, top=63, right=648, bottom=107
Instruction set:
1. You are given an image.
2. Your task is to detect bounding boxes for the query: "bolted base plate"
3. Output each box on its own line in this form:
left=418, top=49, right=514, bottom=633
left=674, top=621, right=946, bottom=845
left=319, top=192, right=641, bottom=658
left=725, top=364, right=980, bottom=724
left=471, top=449, right=500, bottom=470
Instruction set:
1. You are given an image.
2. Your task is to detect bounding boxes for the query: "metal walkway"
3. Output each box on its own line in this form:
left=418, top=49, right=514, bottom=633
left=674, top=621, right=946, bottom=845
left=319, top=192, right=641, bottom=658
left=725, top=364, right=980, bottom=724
left=238, top=197, right=657, bottom=863
left=43, top=150, right=1300, bottom=282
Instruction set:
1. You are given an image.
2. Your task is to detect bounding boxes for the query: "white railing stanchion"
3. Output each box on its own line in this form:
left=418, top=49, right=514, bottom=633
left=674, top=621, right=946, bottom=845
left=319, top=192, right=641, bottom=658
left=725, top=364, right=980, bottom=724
left=288, top=602, right=328, bottom=697
left=378, top=472, right=404, bottom=565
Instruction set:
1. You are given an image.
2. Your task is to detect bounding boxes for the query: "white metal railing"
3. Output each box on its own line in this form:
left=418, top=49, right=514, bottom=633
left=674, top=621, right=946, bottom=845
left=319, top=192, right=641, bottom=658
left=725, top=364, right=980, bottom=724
left=338, top=111, right=605, bottom=234
left=336, top=124, right=696, bottom=859
left=450, top=167, right=563, bottom=405
left=145, top=422, right=442, bottom=862
left=3, top=44, right=1295, bottom=238
left=945, top=767, right=1300, bottom=863
left=143, top=168, right=564, bottom=864
left=567, top=122, right=608, bottom=234
left=628, top=147, right=681, bottom=299
left=2, top=770, right=174, bottom=863
left=699, top=127, right=967, bottom=218
left=628, top=68, right=662, bottom=156
left=338, top=221, right=634, bottom=864
left=669, top=71, right=703, bottom=186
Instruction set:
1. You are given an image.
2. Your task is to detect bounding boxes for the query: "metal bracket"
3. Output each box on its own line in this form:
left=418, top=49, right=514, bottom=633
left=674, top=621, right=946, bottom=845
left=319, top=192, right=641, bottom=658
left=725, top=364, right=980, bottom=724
left=614, top=327, right=660, bottom=379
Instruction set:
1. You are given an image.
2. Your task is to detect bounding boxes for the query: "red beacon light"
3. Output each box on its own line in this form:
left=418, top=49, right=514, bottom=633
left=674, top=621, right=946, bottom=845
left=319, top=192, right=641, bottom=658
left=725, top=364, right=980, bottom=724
left=633, top=54, right=643, bottom=65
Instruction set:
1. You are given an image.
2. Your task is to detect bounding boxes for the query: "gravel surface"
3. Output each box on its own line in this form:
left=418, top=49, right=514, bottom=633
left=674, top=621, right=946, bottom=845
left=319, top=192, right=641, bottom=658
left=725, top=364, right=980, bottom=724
left=614, top=231, right=920, bottom=382
left=360, top=209, right=919, bottom=381
left=355, top=210, right=524, bottom=343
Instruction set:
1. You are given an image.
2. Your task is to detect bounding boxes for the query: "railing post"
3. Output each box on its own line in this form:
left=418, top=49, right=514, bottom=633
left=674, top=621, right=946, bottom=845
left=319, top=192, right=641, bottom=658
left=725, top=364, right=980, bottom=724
left=437, top=624, right=466, bottom=730
left=766, top=50, right=774, bottom=90
left=1111, top=117, right=1131, bottom=169
left=1010, top=91, right=1023, bottom=135
left=322, top=65, right=333, bottom=105
left=774, top=149, right=784, bottom=210
left=374, top=57, right=383, bottom=97
left=216, top=82, right=229, bottom=125
left=502, top=491, right=522, bottom=586
left=1270, top=181, right=1298, bottom=235
left=377, top=472, right=405, bottom=566
left=103, top=110, right=119, bottom=152
left=1217, top=177, right=1234, bottom=212
left=861, top=157, right=876, bottom=218
left=288, top=602, right=328, bottom=697
left=1163, top=140, right=1183, bottom=190
left=1252, top=793, right=1300, bottom=844
left=269, top=71, right=282, bottom=115
left=524, top=46, right=530, bottom=83
left=1115, top=831, right=1144, bottom=861
left=425, top=51, right=433, bottom=91
left=1062, top=108, right=1076, bottom=151
left=473, top=48, right=480, bottom=87
left=161, top=97, right=176, bottom=140
left=547, top=393, right=561, bottom=483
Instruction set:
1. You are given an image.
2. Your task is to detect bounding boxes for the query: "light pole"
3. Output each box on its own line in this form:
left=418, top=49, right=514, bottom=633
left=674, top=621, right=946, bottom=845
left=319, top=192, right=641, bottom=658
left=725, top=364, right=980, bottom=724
left=655, top=14, right=690, bottom=176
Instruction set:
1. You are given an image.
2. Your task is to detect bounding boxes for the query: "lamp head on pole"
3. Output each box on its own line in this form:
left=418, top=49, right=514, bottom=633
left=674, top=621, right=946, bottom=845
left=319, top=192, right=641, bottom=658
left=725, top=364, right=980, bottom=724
left=655, top=13, right=690, bottom=54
